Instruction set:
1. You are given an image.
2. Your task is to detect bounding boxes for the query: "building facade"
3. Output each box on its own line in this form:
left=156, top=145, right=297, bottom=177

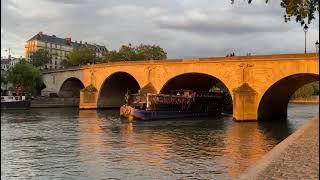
left=1, top=57, right=10, bottom=71
left=1, top=56, right=24, bottom=94
left=1, top=56, right=23, bottom=71
left=25, top=32, right=107, bottom=70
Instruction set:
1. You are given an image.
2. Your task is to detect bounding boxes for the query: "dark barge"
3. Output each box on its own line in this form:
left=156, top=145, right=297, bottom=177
left=1, top=96, right=31, bottom=109
left=120, top=90, right=230, bottom=121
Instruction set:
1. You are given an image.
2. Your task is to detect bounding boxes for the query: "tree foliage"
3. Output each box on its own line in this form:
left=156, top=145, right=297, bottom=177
left=104, top=43, right=167, bottom=62
left=135, top=44, right=168, bottom=60
left=30, top=49, right=51, bottom=67
left=292, top=81, right=319, bottom=98
left=104, top=50, right=123, bottom=62
left=66, top=48, right=97, bottom=66
left=7, top=61, right=42, bottom=94
left=63, top=44, right=167, bottom=66
left=61, top=58, right=73, bottom=68
left=231, top=0, right=319, bottom=25
left=1, top=71, right=8, bottom=85
left=81, top=84, right=98, bottom=92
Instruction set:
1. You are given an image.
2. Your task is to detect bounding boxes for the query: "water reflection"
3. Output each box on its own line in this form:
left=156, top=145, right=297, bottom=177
left=76, top=110, right=297, bottom=178
left=223, top=122, right=278, bottom=176
left=1, top=104, right=318, bottom=179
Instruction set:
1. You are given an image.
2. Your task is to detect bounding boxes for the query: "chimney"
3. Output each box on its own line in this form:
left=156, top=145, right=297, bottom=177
left=66, top=37, right=71, bottom=45
left=38, top=32, right=43, bottom=39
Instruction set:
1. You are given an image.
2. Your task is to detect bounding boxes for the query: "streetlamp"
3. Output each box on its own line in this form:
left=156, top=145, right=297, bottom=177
left=303, top=24, right=308, bottom=54
left=316, top=41, right=319, bottom=53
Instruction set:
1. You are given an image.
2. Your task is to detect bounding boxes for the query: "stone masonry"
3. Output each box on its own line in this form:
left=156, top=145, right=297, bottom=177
left=239, top=117, right=319, bottom=179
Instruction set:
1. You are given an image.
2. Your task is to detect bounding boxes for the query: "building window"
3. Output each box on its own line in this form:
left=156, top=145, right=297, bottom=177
left=55, top=44, right=57, bottom=48
left=55, top=61, right=57, bottom=65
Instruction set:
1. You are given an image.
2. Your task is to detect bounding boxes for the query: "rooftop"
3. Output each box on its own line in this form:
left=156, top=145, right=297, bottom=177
left=1, top=58, right=10, bottom=64
left=27, top=32, right=107, bottom=52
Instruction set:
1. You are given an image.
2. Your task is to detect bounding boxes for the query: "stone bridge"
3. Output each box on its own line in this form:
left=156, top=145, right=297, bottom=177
left=41, top=53, right=319, bottom=121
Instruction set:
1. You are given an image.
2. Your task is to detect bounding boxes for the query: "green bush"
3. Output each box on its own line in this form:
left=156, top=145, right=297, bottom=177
left=81, top=84, right=97, bottom=92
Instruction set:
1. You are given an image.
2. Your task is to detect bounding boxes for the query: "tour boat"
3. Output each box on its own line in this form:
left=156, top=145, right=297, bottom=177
left=1, top=96, right=31, bottom=109
left=120, top=90, right=227, bottom=121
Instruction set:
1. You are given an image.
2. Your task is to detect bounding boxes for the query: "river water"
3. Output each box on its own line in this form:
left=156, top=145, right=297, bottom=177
left=1, top=103, right=318, bottom=179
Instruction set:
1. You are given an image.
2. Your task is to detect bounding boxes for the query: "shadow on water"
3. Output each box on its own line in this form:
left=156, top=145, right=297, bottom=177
left=1, top=108, right=80, bottom=124
left=258, top=119, right=292, bottom=143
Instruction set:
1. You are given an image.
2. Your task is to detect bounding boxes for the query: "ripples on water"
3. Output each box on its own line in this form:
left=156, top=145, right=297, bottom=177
left=1, top=103, right=318, bottom=179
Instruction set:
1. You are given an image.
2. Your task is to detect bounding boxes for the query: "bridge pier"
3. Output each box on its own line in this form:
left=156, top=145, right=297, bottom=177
left=232, top=83, right=259, bottom=122
left=79, top=91, right=98, bottom=109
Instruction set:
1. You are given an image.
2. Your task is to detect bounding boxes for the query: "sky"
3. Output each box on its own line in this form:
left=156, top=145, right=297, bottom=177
left=1, top=0, right=319, bottom=59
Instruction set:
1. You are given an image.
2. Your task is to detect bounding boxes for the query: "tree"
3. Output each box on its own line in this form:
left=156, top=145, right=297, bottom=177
left=30, top=49, right=51, bottom=67
left=291, top=82, right=316, bottom=98
left=66, top=48, right=96, bottom=66
left=61, top=58, right=73, bottom=68
left=104, top=50, right=123, bottom=62
left=231, top=0, right=319, bottom=25
left=135, top=44, right=167, bottom=60
left=1, top=71, right=8, bottom=89
left=311, top=81, right=319, bottom=95
left=7, top=61, right=42, bottom=94
left=103, top=43, right=167, bottom=62
left=118, top=45, right=137, bottom=61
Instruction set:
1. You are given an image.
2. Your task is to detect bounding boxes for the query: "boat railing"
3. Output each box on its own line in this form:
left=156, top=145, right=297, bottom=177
left=146, top=93, right=194, bottom=110
left=127, top=94, right=140, bottom=105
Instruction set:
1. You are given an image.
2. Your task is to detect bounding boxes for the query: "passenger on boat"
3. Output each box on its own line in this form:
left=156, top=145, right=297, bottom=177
left=125, top=90, right=131, bottom=105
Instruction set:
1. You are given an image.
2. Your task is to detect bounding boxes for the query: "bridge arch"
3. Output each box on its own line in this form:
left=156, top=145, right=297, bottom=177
left=160, top=72, right=233, bottom=112
left=257, top=73, right=319, bottom=120
left=59, top=77, right=85, bottom=97
left=97, top=71, right=140, bottom=108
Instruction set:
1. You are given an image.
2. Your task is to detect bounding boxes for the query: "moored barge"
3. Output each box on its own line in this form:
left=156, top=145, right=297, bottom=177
left=1, top=95, right=31, bottom=109
left=120, top=90, right=228, bottom=120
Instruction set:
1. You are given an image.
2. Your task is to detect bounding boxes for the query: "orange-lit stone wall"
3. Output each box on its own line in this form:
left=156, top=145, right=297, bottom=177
left=42, top=53, right=319, bottom=121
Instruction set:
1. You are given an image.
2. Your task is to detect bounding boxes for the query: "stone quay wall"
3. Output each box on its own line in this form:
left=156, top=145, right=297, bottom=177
left=30, top=97, right=79, bottom=108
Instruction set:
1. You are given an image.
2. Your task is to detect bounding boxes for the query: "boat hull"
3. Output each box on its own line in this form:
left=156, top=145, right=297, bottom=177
left=120, top=105, right=220, bottom=120
left=1, top=101, right=31, bottom=110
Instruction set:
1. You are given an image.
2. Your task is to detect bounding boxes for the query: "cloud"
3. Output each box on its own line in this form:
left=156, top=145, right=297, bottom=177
left=1, top=0, right=319, bottom=59
left=156, top=12, right=289, bottom=35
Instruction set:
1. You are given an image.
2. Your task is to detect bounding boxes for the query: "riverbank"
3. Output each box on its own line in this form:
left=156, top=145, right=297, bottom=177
left=30, top=97, right=79, bottom=108
left=239, top=117, right=319, bottom=179
left=290, top=95, right=319, bottom=104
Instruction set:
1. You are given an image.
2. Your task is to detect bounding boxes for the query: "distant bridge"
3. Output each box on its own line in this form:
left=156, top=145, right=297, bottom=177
left=42, top=53, right=319, bottom=121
